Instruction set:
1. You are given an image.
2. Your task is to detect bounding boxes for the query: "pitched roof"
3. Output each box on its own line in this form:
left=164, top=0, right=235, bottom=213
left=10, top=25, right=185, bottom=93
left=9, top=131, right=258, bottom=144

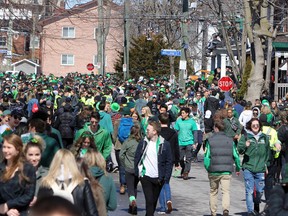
left=40, top=0, right=122, bottom=26
left=11, top=59, right=40, bottom=67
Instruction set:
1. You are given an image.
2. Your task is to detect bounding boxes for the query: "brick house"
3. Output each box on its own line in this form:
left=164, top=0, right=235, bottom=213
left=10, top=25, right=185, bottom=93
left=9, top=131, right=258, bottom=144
left=40, top=1, right=123, bottom=76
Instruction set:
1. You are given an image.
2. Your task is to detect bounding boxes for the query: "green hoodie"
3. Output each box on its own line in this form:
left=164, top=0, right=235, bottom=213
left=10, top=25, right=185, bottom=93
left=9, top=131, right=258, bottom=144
left=237, top=131, right=270, bottom=173
left=90, top=166, right=117, bottom=211
left=74, top=124, right=112, bottom=159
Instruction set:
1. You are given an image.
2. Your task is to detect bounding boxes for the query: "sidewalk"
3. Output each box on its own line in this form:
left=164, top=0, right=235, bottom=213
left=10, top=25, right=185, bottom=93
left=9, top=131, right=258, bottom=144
left=109, top=155, right=249, bottom=216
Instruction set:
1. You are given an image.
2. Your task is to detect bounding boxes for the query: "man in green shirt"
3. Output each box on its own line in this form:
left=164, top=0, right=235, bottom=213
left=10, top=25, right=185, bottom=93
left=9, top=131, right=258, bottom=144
left=174, top=107, right=198, bottom=180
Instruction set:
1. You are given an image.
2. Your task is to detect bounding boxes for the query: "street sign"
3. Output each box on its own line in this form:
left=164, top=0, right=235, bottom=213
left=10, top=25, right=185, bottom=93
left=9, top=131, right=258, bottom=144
left=218, top=76, right=234, bottom=91
left=87, top=63, right=94, bottom=71
left=161, top=49, right=181, bottom=57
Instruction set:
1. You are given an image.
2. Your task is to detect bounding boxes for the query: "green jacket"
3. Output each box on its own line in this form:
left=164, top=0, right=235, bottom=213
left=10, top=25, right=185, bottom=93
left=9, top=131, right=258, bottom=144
left=119, top=137, right=139, bottom=173
left=90, top=166, right=117, bottom=211
left=223, top=117, right=242, bottom=138
left=237, top=131, right=270, bottom=173
left=204, top=139, right=241, bottom=175
left=39, top=133, right=60, bottom=168
left=74, top=124, right=112, bottom=159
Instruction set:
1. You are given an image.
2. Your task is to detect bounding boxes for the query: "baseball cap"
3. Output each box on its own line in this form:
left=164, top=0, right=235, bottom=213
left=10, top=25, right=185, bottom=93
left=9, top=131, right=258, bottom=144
left=1, top=110, right=11, bottom=117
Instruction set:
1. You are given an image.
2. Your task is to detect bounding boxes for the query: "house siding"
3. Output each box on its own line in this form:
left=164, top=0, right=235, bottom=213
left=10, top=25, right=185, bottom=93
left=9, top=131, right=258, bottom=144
left=41, top=6, right=123, bottom=76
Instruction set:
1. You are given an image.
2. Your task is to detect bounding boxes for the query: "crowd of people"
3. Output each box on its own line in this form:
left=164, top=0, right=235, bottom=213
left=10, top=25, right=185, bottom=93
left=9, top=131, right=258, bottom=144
left=0, top=70, right=288, bottom=216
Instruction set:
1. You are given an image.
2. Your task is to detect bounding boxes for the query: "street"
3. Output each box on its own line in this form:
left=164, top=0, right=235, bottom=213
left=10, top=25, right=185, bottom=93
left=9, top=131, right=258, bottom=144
left=109, top=153, right=251, bottom=216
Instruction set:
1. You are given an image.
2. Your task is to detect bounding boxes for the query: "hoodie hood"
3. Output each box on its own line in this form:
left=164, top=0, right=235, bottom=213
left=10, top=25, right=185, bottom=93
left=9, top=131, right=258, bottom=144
left=160, top=127, right=176, bottom=141
left=90, top=166, right=104, bottom=178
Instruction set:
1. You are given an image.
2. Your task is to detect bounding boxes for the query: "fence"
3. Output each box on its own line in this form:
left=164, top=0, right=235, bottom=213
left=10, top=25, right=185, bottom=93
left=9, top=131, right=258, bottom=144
left=277, top=83, right=288, bottom=100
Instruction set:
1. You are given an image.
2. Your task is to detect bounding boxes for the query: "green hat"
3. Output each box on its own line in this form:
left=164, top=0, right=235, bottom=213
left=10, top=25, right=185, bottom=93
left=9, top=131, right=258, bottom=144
left=179, top=98, right=186, bottom=105
left=110, top=102, right=120, bottom=112
left=150, top=77, right=154, bottom=81
left=1, top=110, right=11, bottom=117
left=128, top=79, right=133, bottom=83
left=127, top=101, right=135, bottom=109
left=262, top=99, right=270, bottom=107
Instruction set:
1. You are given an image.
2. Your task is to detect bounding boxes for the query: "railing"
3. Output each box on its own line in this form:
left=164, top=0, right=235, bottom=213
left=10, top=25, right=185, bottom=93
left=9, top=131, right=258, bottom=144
left=277, top=83, right=288, bottom=100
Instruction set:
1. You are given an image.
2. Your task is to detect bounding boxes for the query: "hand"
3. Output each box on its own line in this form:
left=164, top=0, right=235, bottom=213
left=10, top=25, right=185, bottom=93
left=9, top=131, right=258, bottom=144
left=237, top=134, right=241, bottom=141
left=193, top=144, right=197, bottom=150
left=0, top=203, right=8, bottom=214
left=275, top=143, right=281, bottom=152
left=246, top=140, right=251, bottom=147
left=234, top=134, right=239, bottom=140
left=266, top=167, right=269, bottom=175
left=29, top=196, right=37, bottom=207
left=6, top=209, right=20, bottom=216
left=236, top=172, right=240, bottom=176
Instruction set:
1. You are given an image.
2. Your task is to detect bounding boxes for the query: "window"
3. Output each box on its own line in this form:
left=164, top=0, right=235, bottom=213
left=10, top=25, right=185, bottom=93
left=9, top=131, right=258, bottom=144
left=62, top=27, right=75, bottom=38
left=61, top=54, right=74, bottom=65
left=30, top=36, right=40, bottom=48
left=0, top=36, right=7, bottom=47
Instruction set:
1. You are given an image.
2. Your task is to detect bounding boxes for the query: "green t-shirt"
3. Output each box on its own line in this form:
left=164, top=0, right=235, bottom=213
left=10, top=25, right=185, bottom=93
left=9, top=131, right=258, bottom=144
left=174, top=118, right=198, bottom=146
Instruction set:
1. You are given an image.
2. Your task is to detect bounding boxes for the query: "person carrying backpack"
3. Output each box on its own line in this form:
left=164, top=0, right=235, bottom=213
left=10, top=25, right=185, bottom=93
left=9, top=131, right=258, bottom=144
left=113, top=107, right=140, bottom=195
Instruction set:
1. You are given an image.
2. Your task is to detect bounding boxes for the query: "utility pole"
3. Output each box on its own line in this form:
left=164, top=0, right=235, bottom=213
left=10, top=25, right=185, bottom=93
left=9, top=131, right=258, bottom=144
left=97, top=0, right=104, bottom=76
left=7, top=6, right=13, bottom=69
left=31, top=7, right=37, bottom=61
left=201, top=19, right=208, bottom=72
left=123, top=0, right=130, bottom=79
left=179, top=0, right=189, bottom=90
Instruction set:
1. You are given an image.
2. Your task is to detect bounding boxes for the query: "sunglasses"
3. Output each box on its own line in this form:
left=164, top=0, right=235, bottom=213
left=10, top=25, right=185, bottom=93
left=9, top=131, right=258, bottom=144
left=13, top=115, right=22, bottom=120
left=252, top=124, right=259, bottom=128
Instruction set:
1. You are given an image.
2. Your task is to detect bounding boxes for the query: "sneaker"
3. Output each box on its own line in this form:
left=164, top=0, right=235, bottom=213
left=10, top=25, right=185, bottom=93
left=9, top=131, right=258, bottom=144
left=166, top=200, right=173, bottom=213
left=120, top=185, right=126, bottom=194
left=223, top=210, right=229, bottom=216
left=183, top=172, right=189, bottom=180
left=112, top=166, right=119, bottom=173
left=157, top=211, right=166, bottom=215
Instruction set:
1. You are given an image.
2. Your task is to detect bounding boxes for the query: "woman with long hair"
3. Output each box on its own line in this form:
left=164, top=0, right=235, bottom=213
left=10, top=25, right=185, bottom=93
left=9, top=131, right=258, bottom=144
left=140, top=106, right=153, bottom=135
left=37, top=149, right=98, bottom=216
left=83, top=150, right=117, bottom=212
left=78, top=160, right=107, bottom=216
left=70, top=131, right=97, bottom=159
left=0, top=134, right=36, bottom=216
left=237, top=118, right=270, bottom=215
left=24, top=135, right=48, bottom=207
left=119, top=125, right=142, bottom=215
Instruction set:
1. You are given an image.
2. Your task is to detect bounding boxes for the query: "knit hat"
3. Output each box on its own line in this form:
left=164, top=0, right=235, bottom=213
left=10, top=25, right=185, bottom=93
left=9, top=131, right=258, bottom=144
left=110, top=103, right=120, bottom=112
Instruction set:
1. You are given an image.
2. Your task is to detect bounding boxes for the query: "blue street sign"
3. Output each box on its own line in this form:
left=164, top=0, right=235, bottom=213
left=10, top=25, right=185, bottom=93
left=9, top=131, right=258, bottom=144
left=0, top=50, right=7, bottom=54
left=161, top=49, right=181, bottom=57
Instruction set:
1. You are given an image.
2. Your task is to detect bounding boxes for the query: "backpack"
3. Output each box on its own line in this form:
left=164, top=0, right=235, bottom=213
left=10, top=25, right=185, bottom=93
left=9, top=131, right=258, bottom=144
left=51, top=181, right=77, bottom=204
left=118, top=118, right=134, bottom=143
left=32, top=102, right=38, bottom=113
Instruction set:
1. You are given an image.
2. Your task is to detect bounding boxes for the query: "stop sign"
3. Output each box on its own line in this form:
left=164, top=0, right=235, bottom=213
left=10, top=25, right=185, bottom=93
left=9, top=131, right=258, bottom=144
left=87, top=63, right=94, bottom=71
left=218, top=76, right=234, bottom=91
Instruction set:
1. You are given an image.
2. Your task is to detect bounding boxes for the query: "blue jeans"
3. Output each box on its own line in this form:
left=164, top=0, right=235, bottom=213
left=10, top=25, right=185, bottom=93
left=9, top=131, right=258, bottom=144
left=243, top=169, right=265, bottom=213
left=158, top=183, right=171, bottom=211
left=115, top=150, right=126, bottom=185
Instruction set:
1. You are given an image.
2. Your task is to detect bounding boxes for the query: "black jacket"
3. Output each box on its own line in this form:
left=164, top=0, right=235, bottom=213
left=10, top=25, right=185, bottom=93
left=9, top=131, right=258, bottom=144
left=204, top=96, right=220, bottom=115
left=38, top=179, right=98, bottom=216
left=56, top=111, right=75, bottom=139
left=134, top=136, right=173, bottom=183
left=0, top=163, right=36, bottom=216
left=278, top=124, right=288, bottom=161
left=160, top=127, right=180, bottom=166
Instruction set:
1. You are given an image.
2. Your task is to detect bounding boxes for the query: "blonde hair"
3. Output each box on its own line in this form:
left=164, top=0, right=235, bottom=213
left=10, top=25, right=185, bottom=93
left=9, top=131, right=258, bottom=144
left=41, top=149, right=84, bottom=187
left=261, top=106, right=271, bottom=115
left=83, top=149, right=107, bottom=175
left=141, top=106, right=153, bottom=118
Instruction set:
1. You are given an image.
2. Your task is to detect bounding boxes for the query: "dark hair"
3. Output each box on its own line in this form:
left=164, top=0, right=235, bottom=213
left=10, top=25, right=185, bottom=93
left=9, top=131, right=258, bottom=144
left=158, top=113, right=169, bottom=125
left=29, top=196, right=81, bottom=216
left=148, top=120, right=161, bottom=135
left=130, top=124, right=142, bottom=141
left=98, top=102, right=106, bottom=111
left=246, top=118, right=262, bottom=131
left=214, top=120, right=225, bottom=131
left=29, top=118, right=46, bottom=133
left=211, top=90, right=217, bottom=96
left=180, top=107, right=190, bottom=114
left=70, top=131, right=97, bottom=158
left=159, top=104, right=168, bottom=111
left=90, top=111, right=100, bottom=121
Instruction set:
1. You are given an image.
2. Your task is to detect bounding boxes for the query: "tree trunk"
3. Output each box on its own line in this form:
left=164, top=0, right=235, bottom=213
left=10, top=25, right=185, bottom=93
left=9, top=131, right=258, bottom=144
left=245, top=36, right=265, bottom=102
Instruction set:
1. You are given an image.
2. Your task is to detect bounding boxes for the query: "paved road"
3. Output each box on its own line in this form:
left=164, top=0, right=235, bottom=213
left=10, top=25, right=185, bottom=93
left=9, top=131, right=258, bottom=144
left=109, top=153, right=256, bottom=216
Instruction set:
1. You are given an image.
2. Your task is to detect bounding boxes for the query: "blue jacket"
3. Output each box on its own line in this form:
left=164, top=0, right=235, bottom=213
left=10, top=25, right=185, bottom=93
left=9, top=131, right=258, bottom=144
left=134, top=136, right=173, bottom=182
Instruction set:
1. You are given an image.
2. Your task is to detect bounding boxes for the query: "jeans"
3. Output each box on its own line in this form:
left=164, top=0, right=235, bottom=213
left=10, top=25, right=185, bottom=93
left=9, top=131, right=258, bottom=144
left=192, top=130, right=203, bottom=157
left=140, top=175, right=164, bottom=216
left=115, top=149, right=126, bottom=185
left=158, top=183, right=171, bottom=211
left=179, top=144, right=193, bottom=174
left=208, top=174, right=231, bottom=215
left=243, top=169, right=265, bottom=213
